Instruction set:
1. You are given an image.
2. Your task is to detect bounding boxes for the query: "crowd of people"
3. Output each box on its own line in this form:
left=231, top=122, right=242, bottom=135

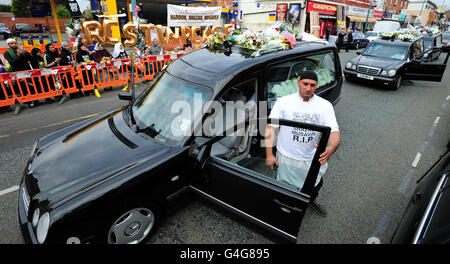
left=0, top=37, right=171, bottom=112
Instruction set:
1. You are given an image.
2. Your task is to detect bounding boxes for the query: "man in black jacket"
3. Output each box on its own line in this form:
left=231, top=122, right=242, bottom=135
left=3, top=38, right=32, bottom=72
left=346, top=29, right=353, bottom=52
left=337, top=28, right=345, bottom=53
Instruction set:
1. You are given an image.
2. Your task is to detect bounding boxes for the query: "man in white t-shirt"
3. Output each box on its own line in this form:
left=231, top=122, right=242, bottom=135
left=265, top=70, right=340, bottom=217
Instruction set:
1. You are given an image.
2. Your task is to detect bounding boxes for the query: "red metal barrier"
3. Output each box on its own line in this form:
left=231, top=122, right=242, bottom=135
left=0, top=53, right=185, bottom=108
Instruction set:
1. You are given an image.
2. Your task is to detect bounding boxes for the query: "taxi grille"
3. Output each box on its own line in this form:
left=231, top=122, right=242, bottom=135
left=357, top=66, right=381, bottom=76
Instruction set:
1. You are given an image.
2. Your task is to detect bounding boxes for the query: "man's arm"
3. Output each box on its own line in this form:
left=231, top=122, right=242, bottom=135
left=265, top=124, right=278, bottom=170
left=317, top=131, right=340, bottom=166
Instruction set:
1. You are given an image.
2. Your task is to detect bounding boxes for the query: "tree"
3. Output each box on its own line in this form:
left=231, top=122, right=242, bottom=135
left=0, top=4, right=11, bottom=12
left=56, top=4, right=71, bottom=18
left=11, top=0, right=32, bottom=17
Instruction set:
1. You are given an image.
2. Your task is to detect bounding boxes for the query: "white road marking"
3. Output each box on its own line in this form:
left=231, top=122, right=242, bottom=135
left=412, top=153, right=422, bottom=168
left=433, top=116, right=440, bottom=125
left=0, top=185, right=19, bottom=197
left=429, top=125, right=436, bottom=137
left=399, top=169, right=415, bottom=194
left=372, top=210, right=393, bottom=241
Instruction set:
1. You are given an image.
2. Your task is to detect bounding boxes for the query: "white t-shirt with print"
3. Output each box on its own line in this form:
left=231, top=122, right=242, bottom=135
left=269, top=93, right=339, bottom=161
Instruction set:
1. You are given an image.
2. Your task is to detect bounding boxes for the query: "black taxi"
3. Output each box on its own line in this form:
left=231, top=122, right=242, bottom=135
left=18, top=41, right=342, bottom=244
left=344, top=36, right=449, bottom=90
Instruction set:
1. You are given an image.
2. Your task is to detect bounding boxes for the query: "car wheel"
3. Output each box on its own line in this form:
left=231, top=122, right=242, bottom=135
left=391, top=75, right=402, bottom=90
left=107, top=205, right=159, bottom=244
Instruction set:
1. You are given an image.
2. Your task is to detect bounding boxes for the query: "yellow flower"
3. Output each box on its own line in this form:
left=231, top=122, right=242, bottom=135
left=215, top=39, right=219, bottom=43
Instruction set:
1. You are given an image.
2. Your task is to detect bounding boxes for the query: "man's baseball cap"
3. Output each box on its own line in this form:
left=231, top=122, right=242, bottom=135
left=299, top=70, right=318, bottom=82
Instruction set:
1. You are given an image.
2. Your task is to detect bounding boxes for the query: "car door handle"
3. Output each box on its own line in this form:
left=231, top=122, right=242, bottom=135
left=273, top=199, right=303, bottom=214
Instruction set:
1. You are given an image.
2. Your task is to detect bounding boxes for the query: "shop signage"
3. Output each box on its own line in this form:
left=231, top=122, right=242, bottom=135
left=307, top=1, right=337, bottom=16
left=167, top=4, right=221, bottom=27
left=346, top=6, right=370, bottom=17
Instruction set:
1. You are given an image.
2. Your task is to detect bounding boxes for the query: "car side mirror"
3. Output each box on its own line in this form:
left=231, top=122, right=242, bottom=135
left=356, top=51, right=361, bottom=55
left=118, top=91, right=133, bottom=101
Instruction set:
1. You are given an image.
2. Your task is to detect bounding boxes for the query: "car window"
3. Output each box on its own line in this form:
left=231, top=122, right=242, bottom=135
left=207, top=79, right=257, bottom=156
left=443, top=33, right=450, bottom=42
left=436, top=35, right=442, bottom=46
left=266, top=51, right=336, bottom=110
left=364, top=42, right=409, bottom=60
left=424, top=39, right=433, bottom=51
left=132, top=72, right=213, bottom=146
left=267, top=67, right=290, bottom=82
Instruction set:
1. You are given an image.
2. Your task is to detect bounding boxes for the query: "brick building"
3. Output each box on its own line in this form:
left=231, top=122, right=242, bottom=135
left=384, top=0, right=409, bottom=14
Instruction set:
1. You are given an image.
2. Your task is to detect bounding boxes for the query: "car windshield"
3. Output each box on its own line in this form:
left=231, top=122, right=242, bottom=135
left=17, top=24, right=30, bottom=28
left=363, top=42, right=408, bottom=60
left=0, top=24, right=7, bottom=29
left=131, top=72, right=213, bottom=146
left=365, top=32, right=377, bottom=37
left=443, top=33, right=450, bottom=42
left=424, top=39, right=433, bottom=50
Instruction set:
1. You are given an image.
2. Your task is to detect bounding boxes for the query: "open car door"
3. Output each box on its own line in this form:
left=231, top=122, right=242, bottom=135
left=403, top=52, right=449, bottom=82
left=189, top=118, right=331, bottom=242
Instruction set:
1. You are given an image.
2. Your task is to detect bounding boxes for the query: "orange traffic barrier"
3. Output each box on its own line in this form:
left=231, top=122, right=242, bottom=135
left=0, top=65, right=78, bottom=106
left=0, top=53, right=185, bottom=109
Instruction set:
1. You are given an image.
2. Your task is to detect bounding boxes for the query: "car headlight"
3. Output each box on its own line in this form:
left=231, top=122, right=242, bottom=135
left=36, top=212, right=50, bottom=244
left=30, top=141, right=38, bottom=157
left=32, top=208, right=40, bottom=227
left=388, top=69, right=396, bottom=77
left=345, top=62, right=352, bottom=69
left=351, top=65, right=356, bottom=70
left=381, top=70, right=388, bottom=76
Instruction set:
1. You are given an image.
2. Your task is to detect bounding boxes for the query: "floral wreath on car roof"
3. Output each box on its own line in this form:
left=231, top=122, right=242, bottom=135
left=421, top=26, right=440, bottom=36
left=207, top=29, right=298, bottom=57
left=379, top=31, right=417, bottom=42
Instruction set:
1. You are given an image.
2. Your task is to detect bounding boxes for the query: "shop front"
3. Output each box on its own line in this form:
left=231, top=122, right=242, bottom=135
left=305, top=1, right=338, bottom=38
left=346, top=5, right=377, bottom=32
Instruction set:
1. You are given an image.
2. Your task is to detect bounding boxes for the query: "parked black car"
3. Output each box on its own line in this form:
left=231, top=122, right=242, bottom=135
left=344, top=32, right=370, bottom=49
left=0, top=23, right=12, bottom=39
left=18, top=41, right=343, bottom=244
left=12, top=23, right=32, bottom=37
left=423, top=33, right=443, bottom=61
left=344, top=36, right=449, bottom=90
left=442, top=31, right=450, bottom=52
left=391, top=141, right=450, bottom=244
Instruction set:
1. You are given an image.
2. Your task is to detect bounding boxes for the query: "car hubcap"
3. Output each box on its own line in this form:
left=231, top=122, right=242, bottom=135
left=108, top=208, right=154, bottom=244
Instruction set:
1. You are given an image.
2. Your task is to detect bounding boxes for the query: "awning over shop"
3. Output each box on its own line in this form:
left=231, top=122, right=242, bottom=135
left=347, top=15, right=376, bottom=23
